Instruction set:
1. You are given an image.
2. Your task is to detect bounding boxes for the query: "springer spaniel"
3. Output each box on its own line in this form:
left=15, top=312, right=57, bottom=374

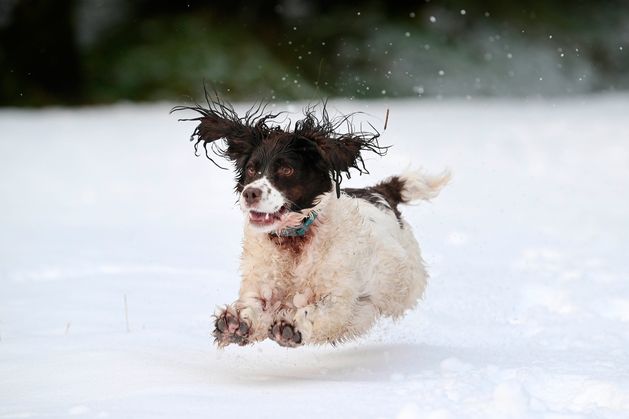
left=174, top=96, right=449, bottom=348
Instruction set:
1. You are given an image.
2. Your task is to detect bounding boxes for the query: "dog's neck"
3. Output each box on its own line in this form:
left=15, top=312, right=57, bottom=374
left=270, top=210, right=319, bottom=237
left=268, top=231, right=312, bottom=253
left=266, top=208, right=321, bottom=254
left=267, top=191, right=331, bottom=238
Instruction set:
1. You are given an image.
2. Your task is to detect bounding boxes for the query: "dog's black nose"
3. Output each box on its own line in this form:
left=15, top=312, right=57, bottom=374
left=243, top=187, right=262, bottom=206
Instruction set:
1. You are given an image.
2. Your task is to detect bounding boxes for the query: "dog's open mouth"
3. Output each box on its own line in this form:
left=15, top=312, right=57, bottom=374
left=248, top=205, right=290, bottom=226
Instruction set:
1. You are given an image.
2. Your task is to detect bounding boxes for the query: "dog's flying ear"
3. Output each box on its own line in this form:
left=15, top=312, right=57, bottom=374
left=294, top=106, right=388, bottom=197
left=172, top=93, right=278, bottom=168
left=174, top=95, right=388, bottom=196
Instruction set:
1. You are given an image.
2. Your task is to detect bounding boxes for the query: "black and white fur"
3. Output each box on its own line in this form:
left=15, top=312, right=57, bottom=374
left=174, top=96, right=449, bottom=348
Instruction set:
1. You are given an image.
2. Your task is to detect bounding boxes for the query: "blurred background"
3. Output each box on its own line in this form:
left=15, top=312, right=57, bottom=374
left=1, top=0, right=628, bottom=107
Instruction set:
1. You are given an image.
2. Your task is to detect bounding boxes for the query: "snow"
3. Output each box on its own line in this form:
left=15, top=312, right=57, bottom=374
left=1, top=95, right=629, bottom=418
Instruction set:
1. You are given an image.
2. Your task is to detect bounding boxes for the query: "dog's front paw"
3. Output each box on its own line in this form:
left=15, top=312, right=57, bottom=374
left=213, top=306, right=251, bottom=348
left=268, top=320, right=303, bottom=348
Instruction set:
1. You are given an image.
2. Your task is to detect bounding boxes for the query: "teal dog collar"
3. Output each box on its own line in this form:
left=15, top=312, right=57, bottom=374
left=273, top=211, right=318, bottom=237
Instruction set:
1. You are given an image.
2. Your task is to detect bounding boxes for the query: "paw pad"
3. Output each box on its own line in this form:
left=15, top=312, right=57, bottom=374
left=268, top=321, right=302, bottom=347
left=213, top=308, right=251, bottom=347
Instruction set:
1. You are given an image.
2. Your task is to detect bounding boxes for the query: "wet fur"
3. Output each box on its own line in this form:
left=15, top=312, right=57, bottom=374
left=174, top=93, right=449, bottom=347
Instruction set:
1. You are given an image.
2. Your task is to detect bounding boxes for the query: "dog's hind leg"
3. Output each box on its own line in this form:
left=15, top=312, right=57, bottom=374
left=270, top=295, right=368, bottom=347
left=296, top=296, right=379, bottom=345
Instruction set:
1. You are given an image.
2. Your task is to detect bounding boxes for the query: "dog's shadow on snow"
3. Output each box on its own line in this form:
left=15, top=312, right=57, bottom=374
left=215, top=342, right=462, bottom=384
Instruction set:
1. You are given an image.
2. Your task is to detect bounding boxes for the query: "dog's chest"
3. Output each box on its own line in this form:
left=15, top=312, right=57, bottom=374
left=267, top=234, right=320, bottom=285
left=243, top=233, right=324, bottom=307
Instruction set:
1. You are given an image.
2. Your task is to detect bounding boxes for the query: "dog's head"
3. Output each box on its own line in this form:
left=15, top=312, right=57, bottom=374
left=174, top=95, right=386, bottom=233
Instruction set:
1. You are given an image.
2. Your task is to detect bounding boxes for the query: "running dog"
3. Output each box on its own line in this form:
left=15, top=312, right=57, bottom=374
left=174, top=96, right=449, bottom=348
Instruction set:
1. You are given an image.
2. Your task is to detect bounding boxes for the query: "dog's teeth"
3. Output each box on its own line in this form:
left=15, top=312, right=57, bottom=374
left=265, top=213, right=270, bottom=220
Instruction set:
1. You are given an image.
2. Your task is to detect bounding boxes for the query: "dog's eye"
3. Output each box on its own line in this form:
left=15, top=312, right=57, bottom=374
left=246, top=166, right=256, bottom=177
left=278, top=166, right=294, bottom=177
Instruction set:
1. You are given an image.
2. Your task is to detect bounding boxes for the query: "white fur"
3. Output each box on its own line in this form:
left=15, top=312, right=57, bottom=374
left=240, top=176, right=285, bottom=213
left=218, top=170, right=449, bottom=346
left=399, top=169, right=452, bottom=202
left=239, top=176, right=287, bottom=233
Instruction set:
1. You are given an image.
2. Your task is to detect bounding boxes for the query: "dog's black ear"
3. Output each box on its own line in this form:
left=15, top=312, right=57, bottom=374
left=294, top=106, right=388, bottom=197
left=172, top=93, right=278, bottom=168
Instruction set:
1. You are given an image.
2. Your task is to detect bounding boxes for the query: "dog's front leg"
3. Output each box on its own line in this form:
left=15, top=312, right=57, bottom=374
left=212, top=289, right=275, bottom=348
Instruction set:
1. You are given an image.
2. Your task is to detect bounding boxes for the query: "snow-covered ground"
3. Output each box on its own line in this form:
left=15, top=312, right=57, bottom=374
left=1, top=95, right=629, bottom=418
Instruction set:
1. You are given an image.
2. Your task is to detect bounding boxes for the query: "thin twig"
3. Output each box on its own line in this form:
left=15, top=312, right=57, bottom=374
left=384, top=108, right=390, bottom=130
left=65, top=322, right=71, bottom=336
left=315, top=58, right=324, bottom=92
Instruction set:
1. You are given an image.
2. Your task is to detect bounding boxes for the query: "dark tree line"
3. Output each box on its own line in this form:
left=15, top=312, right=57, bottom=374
left=1, top=0, right=627, bottom=106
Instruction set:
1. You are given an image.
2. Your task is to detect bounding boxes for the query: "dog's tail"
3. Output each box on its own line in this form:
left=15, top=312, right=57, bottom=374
left=376, top=168, right=451, bottom=207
